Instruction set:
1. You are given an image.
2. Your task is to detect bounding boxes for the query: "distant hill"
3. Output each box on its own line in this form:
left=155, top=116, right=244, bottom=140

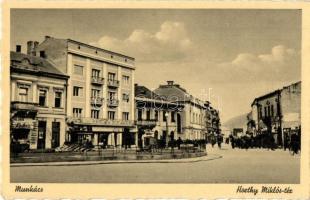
left=222, top=113, right=248, bottom=131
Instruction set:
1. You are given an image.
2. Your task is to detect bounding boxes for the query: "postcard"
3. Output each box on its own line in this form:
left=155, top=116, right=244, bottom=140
left=1, top=1, right=309, bottom=199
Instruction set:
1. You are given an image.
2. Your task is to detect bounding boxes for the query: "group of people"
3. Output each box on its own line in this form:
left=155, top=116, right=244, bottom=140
left=227, top=131, right=301, bottom=154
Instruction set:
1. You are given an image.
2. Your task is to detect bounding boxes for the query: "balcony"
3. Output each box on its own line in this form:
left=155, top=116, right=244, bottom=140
left=90, top=97, right=104, bottom=106
left=11, top=101, right=38, bottom=111
left=66, top=117, right=135, bottom=127
left=107, top=79, right=119, bottom=88
left=107, top=99, right=119, bottom=107
left=91, top=76, right=104, bottom=85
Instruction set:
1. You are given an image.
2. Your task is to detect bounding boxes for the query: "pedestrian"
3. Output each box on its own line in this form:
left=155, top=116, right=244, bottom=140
left=177, top=137, right=182, bottom=150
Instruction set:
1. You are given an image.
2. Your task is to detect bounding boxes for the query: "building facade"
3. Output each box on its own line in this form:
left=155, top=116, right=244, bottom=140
left=249, top=81, right=301, bottom=147
left=135, top=84, right=183, bottom=148
left=35, top=36, right=136, bottom=148
left=154, top=81, right=207, bottom=141
left=10, top=47, right=68, bottom=150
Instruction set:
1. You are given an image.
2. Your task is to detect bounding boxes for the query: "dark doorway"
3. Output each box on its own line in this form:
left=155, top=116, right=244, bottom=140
left=177, top=114, right=182, bottom=133
left=52, top=121, right=60, bottom=148
left=99, top=133, right=108, bottom=148
left=37, top=121, right=46, bottom=149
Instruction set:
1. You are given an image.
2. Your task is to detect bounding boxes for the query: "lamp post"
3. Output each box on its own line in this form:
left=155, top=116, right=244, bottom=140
left=165, top=112, right=169, bottom=148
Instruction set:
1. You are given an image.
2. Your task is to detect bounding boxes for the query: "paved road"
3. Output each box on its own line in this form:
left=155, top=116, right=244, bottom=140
left=10, top=145, right=300, bottom=183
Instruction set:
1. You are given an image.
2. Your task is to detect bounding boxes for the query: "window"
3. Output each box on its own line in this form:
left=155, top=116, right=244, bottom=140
left=92, top=69, right=100, bottom=78
left=122, top=112, right=129, bottom=120
left=18, top=87, right=28, bottom=102
left=155, top=110, right=159, bottom=121
left=171, top=111, right=175, bottom=122
left=267, top=106, right=270, bottom=117
left=259, top=107, right=262, bottom=119
left=146, top=110, right=151, bottom=120
left=264, top=107, right=267, bottom=117
left=122, top=93, right=129, bottom=102
left=138, top=110, right=142, bottom=121
left=91, top=110, right=100, bottom=119
left=163, top=111, right=167, bottom=122
left=39, top=90, right=47, bottom=106
left=108, top=72, right=116, bottom=81
left=73, top=108, right=82, bottom=118
left=122, top=75, right=130, bottom=85
left=271, top=105, right=274, bottom=117
left=54, top=92, right=62, bottom=108
left=74, top=65, right=84, bottom=75
left=73, top=86, right=83, bottom=96
left=91, top=89, right=100, bottom=98
left=108, top=91, right=116, bottom=100
left=108, top=111, right=115, bottom=120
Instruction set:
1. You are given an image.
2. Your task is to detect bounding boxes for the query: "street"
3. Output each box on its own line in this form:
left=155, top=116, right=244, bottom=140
left=10, top=145, right=300, bottom=183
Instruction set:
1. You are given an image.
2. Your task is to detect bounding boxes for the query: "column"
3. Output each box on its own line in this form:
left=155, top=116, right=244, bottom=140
left=131, top=70, right=135, bottom=120
left=93, top=133, right=98, bottom=146
left=45, top=119, right=52, bottom=149
left=32, top=82, right=37, bottom=103
left=67, top=54, right=73, bottom=116
left=117, top=66, right=122, bottom=119
left=59, top=119, right=66, bottom=146
left=118, top=133, right=123, bottom=147
left=11, top=81, right=16, bottom=101
left=85, top=58, right=91, bottom=117
left=102, top=63, right=107, bottom=119
left=108, top=133, right=113, bottom=146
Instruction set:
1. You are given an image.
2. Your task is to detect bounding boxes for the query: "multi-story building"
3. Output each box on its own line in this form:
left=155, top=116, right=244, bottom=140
left=154, top=81, right=207, bottom=141
left=249, top=81, right=301, bottom=146
left=10, top=45, right=68, bottom=150
left=135, top=84, right=183, bottom=148
left=204, top=101, right=221, bottom=141
left=34, top=36, right=136, bottom=148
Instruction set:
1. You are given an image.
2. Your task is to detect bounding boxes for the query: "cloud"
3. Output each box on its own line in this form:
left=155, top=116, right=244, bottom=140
left=90, top=21, right=192, bottom=62
left=217, top=45, right=300, bottom=82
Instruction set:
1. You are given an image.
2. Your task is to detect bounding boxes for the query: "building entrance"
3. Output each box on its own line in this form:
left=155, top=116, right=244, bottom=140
left=37, top=121, right=46, bottom=149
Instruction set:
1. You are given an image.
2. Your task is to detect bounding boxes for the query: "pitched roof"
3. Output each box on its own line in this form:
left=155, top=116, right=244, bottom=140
left=10, top=51, right=68, bottom=78
left=135, top=84, right=163, bottom=100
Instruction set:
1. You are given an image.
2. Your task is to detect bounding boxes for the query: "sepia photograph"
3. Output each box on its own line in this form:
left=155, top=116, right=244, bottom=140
left=7, top=8, right=302, bottom=185
left=2, top=2, right=309, bottom=199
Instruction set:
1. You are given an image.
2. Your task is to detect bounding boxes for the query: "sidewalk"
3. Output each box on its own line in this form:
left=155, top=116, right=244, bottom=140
left=10, top=153, right=222, bottom=167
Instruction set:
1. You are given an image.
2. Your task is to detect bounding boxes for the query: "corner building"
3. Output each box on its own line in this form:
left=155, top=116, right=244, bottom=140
left=35, top=36, right=136, bottom=148
left=10, top=48, right=68, bottom=150
left=154, top=81, right=207, bottom=141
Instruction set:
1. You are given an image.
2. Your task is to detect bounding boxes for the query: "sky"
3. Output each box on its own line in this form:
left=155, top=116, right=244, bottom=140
left=10, top=9, right=301, bottom=122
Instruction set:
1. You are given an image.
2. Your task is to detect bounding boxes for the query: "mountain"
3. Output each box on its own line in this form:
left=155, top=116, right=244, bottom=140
left=222, top=113, right=248, bottom=131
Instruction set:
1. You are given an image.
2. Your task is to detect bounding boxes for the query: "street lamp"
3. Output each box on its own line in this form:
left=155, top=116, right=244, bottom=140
left=165, top=112, right=169, bottom=148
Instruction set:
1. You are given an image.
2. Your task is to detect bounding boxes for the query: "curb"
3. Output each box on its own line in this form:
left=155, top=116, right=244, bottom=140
left=10, top=154, right=223, bottom=167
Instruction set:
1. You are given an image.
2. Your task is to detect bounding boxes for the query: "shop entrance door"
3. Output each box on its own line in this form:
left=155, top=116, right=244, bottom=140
left=37, top=121, right=46, bottom=149
left=52, top=122, right=60, bottom=148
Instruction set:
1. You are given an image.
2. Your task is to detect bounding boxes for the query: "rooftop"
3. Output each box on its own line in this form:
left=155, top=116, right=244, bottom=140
left=10, top=51, right=69, bottom=78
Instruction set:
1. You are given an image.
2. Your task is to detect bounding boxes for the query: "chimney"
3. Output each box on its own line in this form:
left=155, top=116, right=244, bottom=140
left=16, top=45, right=21, bottom=53
left=27, top=41, right=34, bottom=55
left=32, top=41, right=39, bottom=56
left=45, top=35, right=51, bottom=40
left=167, top=81, right=174, bottom=86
